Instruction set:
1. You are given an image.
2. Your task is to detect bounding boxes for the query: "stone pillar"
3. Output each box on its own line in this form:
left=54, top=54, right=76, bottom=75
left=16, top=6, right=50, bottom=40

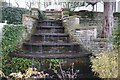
left=22, top=14, right=37, bottom=41
left=31, top=8, right=40, bottom=19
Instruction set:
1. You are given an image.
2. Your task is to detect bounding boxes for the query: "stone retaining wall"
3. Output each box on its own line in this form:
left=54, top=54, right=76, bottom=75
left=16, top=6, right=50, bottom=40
left=63, top=16, right=113, bottom=53
left=22, top=14, right=37, bottom=42
left=22, top=8, right=40, bottom=42
left=44, top=11, right=62, bottom=20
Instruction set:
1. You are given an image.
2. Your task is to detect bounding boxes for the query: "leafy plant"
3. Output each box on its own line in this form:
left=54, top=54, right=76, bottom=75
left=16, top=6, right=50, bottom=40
left=2, top=24, right=24, bottom=54
left=90, top=51, right=118, bottom=78
left=114, top=12, right=120, bottom=18
left=1, top=24, right=31, bottom=75
left=0, top=70, right=5, bottom=77
left=53, top=62, right=79, bottom=80
left=112, top=20, right=120, bottom=49
left=62, top=8, right=74, bottom=16
left=79, top=11, right=95, bottom=19
left=9, top=67, right=49, bottom=79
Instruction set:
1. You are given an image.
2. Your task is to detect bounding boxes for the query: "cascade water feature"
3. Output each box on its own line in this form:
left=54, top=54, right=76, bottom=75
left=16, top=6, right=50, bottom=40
left=9, top=19, right=101, bottom=79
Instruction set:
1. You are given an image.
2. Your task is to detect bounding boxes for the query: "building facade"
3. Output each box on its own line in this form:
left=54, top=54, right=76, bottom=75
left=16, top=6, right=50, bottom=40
left=118, top=1, right=120, bottom=12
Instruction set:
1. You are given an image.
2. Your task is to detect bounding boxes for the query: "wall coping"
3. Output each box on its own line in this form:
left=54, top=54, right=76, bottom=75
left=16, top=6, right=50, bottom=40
left=93, top=38, right=109, bottom=42
left=23, top=14, right=39, bottom=20
left=75, top=26, right=96, bottom=30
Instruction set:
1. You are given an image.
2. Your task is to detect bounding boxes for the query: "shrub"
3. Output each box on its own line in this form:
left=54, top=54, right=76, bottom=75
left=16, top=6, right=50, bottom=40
left=2, top=7, right=28, bottom=24
left=1, top=24, right=29, bottom=75
left=9, top=67, right=49, bottom=79
left=0, top=70, right=5, bottom=77
left=90, top=51, right=118, bottom=78
left=2, top=24, right=24, bottom=54
left=1, top=24, right=42, bottom=75
left=1, top=24, right=64, bottom=75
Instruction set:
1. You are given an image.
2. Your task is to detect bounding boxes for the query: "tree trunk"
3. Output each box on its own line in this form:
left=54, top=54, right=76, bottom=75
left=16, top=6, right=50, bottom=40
left=101, top=2, right=114, bottom=38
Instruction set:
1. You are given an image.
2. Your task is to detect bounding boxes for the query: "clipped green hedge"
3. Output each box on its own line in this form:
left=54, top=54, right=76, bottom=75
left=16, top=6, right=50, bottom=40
left=2, top=7, right=28, bottom=24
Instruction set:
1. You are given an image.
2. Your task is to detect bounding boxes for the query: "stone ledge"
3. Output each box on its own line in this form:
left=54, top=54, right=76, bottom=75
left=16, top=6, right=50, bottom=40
left=93, top=38, right=109, bottom=42
left=9, top=52, right=91, bottom=59
left=23, top=14, right=39, bottom=20
left=75, top=26, right=96, bottom=30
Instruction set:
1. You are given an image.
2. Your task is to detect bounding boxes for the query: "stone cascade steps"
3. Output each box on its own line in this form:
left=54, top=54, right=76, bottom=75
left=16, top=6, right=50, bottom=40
left=10, top=19, right=91, bottom=59
left=9, top=17, right=100, bottom=79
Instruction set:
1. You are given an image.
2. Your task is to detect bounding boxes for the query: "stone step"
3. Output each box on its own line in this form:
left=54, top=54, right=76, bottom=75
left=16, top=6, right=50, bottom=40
left=36, top=29, right=64, bottom=33
left=38, top=20, right=62, bottom=26
left=23, top=42, right=79, bottom=47
left=33, top=33, right=69, bottom=37
left=36, top=26, right=64, bottom=29
left=9, top=52, right=91, bottom=59
left=38, top=20, right=62, bottom=22
left=23, top=42, right=80, bottom=53
left=31, top=35, right=69, bottom=43
left=25, top=51, right=74, bottom=54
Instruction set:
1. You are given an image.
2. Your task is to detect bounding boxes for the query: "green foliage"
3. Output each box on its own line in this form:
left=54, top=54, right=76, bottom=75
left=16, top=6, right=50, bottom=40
left=38, top=59, right=63, bottom=70
left=2, top=58, right=39, bottom=75
left=62, top=8, right=74, bottom=16
left=112, top=20, right=120, bottom=49
left=1, top=24, right=63, bottom=75
left=79, top=11, right=95, bottom=19
left=1, top=24, right=26, bottom=75
left=1, top=24, right=39, bottom=75
left=2, top=7, right=28, bottom=24
left=2, top=24, right=24, bottom=54
left=113, top=12, right=120, bottom=18
left=90, top=51, right=118, bottom=78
